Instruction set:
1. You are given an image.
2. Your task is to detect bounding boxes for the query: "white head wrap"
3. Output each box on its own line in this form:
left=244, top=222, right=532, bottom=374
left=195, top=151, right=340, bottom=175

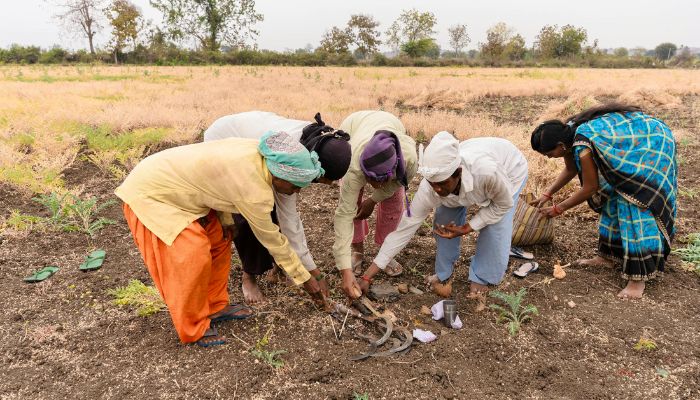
left=417, top=131, right=461, bottom=182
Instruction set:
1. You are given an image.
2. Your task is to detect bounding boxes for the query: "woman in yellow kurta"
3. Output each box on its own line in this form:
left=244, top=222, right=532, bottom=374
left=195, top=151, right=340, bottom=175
left=115, top=131, right=325, bottom=347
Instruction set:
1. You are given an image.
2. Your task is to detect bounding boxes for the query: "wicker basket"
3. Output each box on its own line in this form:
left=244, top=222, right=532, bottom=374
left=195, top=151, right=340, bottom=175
left=511, top=193, right=555, bottom=246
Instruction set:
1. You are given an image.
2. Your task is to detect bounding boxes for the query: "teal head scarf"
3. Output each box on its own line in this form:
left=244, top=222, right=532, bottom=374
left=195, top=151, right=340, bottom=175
left=258, top=131, right=325, bottom=188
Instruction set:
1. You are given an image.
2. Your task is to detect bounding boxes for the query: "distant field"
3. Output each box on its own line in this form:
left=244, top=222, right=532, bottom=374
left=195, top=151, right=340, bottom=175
left=1, top=65, right=698, bottom=194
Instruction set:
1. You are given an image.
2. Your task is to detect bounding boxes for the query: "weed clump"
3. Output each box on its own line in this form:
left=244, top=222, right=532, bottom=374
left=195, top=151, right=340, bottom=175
left=108, top=280, right=165, bottom=317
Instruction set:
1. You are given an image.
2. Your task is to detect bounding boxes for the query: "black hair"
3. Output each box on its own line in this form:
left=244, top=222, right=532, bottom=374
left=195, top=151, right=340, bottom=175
left=530, top=103, right=642, bottom=153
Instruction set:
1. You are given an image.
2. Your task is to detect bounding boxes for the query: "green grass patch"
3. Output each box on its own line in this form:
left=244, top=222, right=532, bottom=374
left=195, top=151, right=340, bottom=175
left=108, top=280, right=165, bottom=317
left=0, top=165, right=64, bottom=193
left=672, top=233, right=700, bottom=276
left=62, top=123, right=169, bottom=152
left=3, top=210, right=44, bottom=231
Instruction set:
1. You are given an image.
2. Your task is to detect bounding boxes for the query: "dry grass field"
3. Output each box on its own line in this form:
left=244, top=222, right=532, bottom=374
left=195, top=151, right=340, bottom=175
left=1, top=66, right=699, bottom=399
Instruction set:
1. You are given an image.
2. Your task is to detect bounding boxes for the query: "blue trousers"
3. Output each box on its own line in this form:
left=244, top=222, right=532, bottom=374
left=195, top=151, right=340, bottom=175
left=433, top=181, right=525, bottom=285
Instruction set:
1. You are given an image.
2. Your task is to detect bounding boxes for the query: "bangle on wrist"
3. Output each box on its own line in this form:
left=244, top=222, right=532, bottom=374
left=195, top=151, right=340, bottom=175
left=553, top=204, right=564, bottom=215
left=360, top=275, right=373, bottom=284
left=314, top=272, right=325, bottom=281
left=543, top=193, right=553, bottom=200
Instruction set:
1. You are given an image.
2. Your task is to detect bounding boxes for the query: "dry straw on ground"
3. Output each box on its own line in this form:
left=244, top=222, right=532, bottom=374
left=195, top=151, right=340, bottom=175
left=1, top=66, right=699, bottom=194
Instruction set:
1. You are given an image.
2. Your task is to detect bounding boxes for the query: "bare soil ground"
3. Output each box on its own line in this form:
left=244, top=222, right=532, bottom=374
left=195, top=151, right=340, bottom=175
left=1, top=96, right=698, bottom=400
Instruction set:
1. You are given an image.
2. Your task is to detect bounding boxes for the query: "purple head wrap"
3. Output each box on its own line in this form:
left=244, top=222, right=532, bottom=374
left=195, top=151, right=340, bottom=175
left=360, top=130, right=412, bottom=216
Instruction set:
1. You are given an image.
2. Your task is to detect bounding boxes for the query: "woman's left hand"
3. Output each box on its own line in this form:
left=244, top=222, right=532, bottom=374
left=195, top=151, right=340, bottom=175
left=434, top=223, right=472, bottom=239
left=539, top=205, right=564, bottom=218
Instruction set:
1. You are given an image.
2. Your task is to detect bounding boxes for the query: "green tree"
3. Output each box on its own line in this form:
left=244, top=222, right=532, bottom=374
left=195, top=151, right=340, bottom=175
left=53, top=0, right=108, bottom=55
left=654, top=42, right=677, bottom=60
left=479, top=22, right=514, bottom=61
left=614, top=47, right=628, bottom=57
left=105, top=0, right=143, bottom=63
left=559, top=25, right=588, bottom=57
left=318, top=26, right=353, bottom=54
left=503, top=34, right=526, bottom=61
left=385, top=8, right=437, bottom=52
left=401, top=38, right=439, bottom=58
left=535, top=24, right=587, bottom=58
left=150, top=0, right=263, bottom=52
left=346, top=14, right=381, bottom=59
left=447, top=24, right=470, bottom=56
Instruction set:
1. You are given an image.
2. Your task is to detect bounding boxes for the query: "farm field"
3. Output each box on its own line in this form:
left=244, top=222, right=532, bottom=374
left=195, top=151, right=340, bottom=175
left=1, top=66, right=699, bottom=399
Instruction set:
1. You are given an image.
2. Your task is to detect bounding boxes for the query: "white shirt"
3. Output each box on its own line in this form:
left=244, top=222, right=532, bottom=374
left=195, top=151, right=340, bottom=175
left=373, top=137, right=528, bottom=269
left=204, top=111, right=317, bottom=271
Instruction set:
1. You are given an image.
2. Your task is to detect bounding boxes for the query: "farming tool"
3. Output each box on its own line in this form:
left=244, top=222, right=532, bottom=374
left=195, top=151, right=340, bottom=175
left=331, top=297, right=413, bottom=361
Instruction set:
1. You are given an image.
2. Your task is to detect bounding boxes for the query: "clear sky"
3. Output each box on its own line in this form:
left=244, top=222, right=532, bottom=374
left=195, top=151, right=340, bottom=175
left=1, top=0, right=697, bottom=51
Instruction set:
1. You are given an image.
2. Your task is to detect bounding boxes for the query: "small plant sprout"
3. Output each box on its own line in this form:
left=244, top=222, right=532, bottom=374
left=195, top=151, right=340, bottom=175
left=353, top=393, right=370, bottom=400
left=250, top=326, right=286, bottom=369
left=489, top=288, right=539, bottom=336
left=633, top=338, right=657, bottom=351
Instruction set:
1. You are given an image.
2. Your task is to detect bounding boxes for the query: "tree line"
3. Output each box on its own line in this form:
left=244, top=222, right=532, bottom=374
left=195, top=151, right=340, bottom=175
left=1, top=0, right=697, bottom=68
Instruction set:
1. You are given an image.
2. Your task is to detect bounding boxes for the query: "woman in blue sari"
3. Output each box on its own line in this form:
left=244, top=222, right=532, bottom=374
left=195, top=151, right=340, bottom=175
left=530, top=104, right=677, bottom=299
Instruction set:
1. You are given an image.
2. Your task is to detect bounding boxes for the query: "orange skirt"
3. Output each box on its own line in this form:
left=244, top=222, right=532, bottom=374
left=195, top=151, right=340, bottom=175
left=123, top=204, right=232, bottom=343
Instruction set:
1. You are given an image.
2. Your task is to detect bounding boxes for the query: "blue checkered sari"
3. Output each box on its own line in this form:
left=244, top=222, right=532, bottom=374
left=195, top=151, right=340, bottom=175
left=573, top=111, right=677, bottom=280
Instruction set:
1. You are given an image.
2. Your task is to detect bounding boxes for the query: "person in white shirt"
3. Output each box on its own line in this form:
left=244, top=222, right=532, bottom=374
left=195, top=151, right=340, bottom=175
left=203, top=111, right=351, bottom=303
left=356, top=131, right=528, bottom=297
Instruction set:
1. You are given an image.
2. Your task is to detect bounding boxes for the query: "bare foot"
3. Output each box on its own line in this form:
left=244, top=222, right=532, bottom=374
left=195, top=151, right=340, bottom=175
left=424, top=274, right=440, bottom=286
left=264, top=264, right=284, bottom=284
left=617, top=280, right=645, bottom=299
left=575, top=256, right=613, bottom=267
left=467, top=282, right=488, bottom=298
left=242, top=272, right=266, bottom=304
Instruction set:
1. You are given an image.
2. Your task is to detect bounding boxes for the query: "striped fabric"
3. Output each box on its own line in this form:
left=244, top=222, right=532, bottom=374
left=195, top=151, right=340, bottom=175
left=511, top=193, right=555, bottom=246
left=573, top=111, right=677, bottom=280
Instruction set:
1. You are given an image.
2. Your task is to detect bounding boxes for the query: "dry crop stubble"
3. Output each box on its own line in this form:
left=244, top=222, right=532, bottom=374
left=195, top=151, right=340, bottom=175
left=1, top=66, right=699, bottom=195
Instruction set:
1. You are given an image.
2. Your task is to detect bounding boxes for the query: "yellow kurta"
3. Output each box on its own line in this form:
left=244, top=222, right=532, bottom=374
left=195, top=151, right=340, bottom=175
left=115, top=138, right=310, bottom=285
left=333, top=111, right=418, bottom=270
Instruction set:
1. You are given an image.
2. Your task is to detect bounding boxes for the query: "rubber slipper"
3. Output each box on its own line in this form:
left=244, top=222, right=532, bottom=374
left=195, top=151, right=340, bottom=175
left=195, top=326, right=226, bottom=348
left=510, top=246, right=534, bottom=260
left=80, top=249, right=106, bottom=272
left=513, top=262, right=539, bottom=278
left=210, top=304, right=254, bottom=323
left=384, top=259, right=404, bottom=277
left=24, top=266, right=59, bottom=283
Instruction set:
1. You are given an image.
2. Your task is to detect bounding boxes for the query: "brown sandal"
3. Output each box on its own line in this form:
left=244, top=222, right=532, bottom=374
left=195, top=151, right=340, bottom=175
left=384, top=259, right=404, bottom=277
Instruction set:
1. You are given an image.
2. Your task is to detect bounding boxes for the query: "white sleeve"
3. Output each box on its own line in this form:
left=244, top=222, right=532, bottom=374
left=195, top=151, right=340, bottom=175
left=468, top=171, right=514, bottom=231
left=373, top=180, right=438, bottom=269
left=274, top=192, right=317, bottom=271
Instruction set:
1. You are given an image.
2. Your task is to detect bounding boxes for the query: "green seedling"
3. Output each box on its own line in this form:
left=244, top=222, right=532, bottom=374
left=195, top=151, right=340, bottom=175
left=250, top=327, right=286, bottom=369
left=489, top=288, right=539, bottom=336
left=634, top=338, right=657, bottom=351
left=672, top=233, right=700, bottom=276
left=353, top=393, right=370, bottom=400
left=63, top=195, right=116, bottom=237
left=108, top=280, right=165, bottom=317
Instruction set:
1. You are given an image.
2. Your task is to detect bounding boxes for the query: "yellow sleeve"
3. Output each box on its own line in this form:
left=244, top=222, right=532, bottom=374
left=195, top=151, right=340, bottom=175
left=237, top=201, right=311, bottom=285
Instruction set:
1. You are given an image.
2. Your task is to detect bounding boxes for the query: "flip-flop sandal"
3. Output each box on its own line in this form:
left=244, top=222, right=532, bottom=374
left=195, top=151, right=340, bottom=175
left=195, top=326, right=226, bottom=348
left=23, top=266, right=59, bottom=283
left=513, top=262, right=539, bottom=278
left=384, top=259, right=403, bottom=277
left=79, top=249, right=106, bottom=272
left=352, top=251, right=363, bottom=275
left=509, top=246, right=534, bottom=260
left=210, top=304, right=254, bottom=323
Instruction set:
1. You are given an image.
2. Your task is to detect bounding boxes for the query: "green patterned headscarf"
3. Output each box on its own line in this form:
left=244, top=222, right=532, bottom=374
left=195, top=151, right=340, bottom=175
left=258, top=131, right=324, bottom=188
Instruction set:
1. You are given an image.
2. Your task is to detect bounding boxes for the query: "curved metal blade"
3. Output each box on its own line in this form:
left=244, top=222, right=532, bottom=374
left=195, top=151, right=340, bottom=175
left=370, top=327, right=413, bottom=357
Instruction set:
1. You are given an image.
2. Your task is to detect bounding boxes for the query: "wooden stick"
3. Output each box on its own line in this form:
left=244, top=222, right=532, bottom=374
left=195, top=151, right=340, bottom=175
left=338, top=309, right=350, bottom=339
left=329, top=315, right=339, bottom=340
